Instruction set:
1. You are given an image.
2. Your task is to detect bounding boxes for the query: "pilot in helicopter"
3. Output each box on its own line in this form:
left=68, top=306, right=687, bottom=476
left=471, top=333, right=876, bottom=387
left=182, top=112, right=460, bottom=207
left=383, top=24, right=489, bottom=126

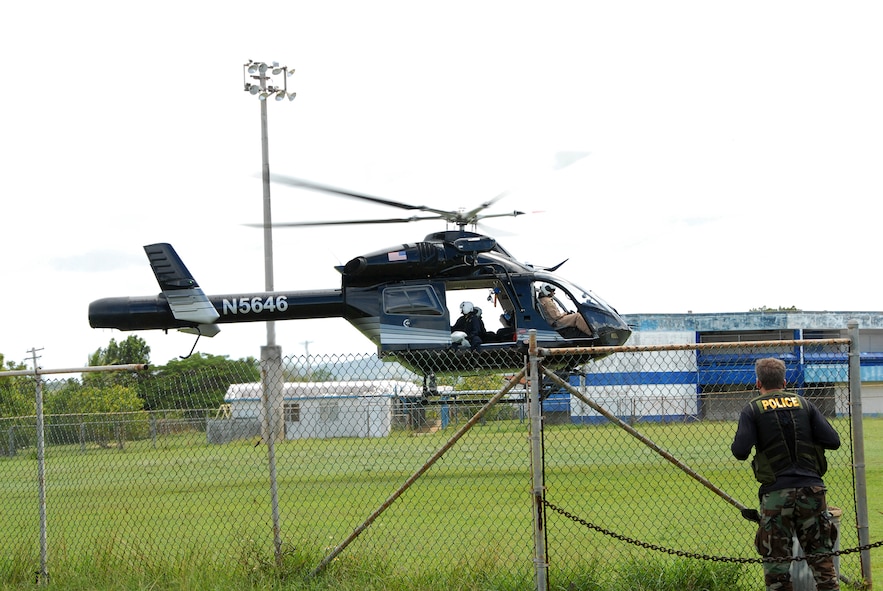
left=451, top=301, right=486, bottom=349
left=537, top=284, right=593, bottom=337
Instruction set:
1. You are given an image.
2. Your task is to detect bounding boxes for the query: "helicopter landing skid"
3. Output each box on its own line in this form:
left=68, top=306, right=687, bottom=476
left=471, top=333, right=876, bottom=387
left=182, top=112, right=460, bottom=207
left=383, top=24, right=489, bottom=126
left=381, top=343, right=599, bottom=378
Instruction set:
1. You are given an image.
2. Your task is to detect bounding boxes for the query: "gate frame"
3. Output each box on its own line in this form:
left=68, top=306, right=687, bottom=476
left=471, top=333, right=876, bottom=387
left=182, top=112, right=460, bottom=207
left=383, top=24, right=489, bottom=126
left=533, top=324, right=871, bottom=589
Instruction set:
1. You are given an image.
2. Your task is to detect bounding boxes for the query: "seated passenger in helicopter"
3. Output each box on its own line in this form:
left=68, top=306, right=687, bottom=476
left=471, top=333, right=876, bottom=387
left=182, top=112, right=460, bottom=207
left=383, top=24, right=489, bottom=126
left=495, top=311, right=516, bottom=342
left=537, top=284, right=593, bottom=337
left=473, top=306, right=505, bottom=343
left=451, top=301, right=486, bottom=349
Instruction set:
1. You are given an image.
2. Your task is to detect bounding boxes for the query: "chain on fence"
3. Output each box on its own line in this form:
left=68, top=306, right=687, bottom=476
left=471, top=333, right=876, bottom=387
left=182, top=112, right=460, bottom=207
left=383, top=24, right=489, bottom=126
left=0, top=338, right=870, bottom=588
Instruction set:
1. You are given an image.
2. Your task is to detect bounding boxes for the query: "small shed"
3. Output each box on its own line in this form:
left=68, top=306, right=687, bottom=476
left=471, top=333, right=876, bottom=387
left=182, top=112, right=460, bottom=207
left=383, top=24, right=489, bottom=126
left=224, top=380, right=423, bottom=440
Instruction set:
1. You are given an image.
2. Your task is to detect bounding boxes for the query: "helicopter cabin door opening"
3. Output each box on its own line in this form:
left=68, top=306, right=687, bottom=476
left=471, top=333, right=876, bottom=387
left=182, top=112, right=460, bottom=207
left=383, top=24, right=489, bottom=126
left=444, top=284, right=518, bottom=347
left=376, top=278, right=519, bottom=353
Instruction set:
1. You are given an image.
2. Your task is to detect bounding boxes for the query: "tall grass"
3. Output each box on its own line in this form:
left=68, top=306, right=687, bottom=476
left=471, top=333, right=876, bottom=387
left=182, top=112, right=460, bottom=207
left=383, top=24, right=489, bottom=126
left=0, top=544, right=755, bottom=591
left=0, top=416, right=879, bottom=590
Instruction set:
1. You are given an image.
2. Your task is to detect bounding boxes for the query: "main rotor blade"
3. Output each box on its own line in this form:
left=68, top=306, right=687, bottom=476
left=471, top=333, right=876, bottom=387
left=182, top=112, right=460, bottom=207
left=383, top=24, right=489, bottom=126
left=459, top=191, right=509, bottom=225
left=474, top=210, right=526, bottom=221
left=244, top=215, right=445, bottom=228
left=268, top=175, right=525, bottom=229
left=270, top=174, right=452, bottom=217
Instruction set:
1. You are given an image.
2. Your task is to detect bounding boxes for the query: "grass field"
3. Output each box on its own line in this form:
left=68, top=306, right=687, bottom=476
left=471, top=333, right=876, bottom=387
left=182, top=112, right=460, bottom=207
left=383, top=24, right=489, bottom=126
left=0, top=413, right=879, bottom=590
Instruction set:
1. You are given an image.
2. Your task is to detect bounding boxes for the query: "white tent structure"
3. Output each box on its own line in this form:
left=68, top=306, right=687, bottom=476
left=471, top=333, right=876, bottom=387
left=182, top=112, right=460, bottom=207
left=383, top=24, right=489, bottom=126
left=224, top=380, right=423, bottom=440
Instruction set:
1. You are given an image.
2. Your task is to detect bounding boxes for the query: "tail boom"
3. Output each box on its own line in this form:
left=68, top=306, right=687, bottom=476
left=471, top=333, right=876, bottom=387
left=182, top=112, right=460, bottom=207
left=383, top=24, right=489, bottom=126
left=88, top=291, right=347, bottom=333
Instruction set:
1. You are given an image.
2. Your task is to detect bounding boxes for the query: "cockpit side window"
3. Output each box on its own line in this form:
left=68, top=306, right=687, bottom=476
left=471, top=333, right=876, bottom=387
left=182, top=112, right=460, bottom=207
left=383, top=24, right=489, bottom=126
left=383, top=286, right=445, bottom=315
left=534, top=280, right=595, bottom=338
left=534, top=282, right=576, bottom=314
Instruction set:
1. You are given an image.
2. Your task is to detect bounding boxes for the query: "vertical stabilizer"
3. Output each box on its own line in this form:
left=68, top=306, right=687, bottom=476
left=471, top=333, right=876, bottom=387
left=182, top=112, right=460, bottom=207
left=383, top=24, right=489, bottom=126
left=144, top=243, right=220, bottom=334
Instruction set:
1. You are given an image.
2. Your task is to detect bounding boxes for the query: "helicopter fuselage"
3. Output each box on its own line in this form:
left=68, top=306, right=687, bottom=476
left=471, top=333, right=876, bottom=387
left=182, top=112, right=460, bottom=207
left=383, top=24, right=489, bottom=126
left=88, top=234, right=631, bottom=374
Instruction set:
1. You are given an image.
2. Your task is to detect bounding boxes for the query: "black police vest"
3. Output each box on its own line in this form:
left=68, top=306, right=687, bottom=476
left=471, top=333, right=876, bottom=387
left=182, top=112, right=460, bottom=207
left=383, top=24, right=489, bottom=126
left=749, top=392, right=827, bottom=484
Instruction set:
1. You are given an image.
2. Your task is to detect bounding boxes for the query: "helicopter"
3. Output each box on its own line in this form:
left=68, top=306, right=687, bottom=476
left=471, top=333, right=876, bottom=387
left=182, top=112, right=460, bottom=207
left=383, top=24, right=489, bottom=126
left=88, top=176, right=632, bottom=375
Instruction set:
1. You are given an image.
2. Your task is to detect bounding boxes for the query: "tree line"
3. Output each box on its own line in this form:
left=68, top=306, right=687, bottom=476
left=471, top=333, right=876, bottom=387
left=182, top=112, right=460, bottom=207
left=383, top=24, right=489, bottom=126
left=0, top=336, right=261, bottom=418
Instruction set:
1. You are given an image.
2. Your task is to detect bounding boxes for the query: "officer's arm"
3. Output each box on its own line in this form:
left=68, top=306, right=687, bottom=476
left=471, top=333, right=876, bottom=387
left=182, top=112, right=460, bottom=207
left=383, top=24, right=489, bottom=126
left=809, top=404, right=841, bottom=450
left=731, top=409, right=756, bottom=460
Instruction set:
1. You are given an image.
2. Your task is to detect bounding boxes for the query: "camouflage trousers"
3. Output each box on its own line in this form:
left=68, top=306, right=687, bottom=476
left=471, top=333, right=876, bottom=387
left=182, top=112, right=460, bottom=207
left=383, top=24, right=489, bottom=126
left=755, top=486, right=839, bottom=591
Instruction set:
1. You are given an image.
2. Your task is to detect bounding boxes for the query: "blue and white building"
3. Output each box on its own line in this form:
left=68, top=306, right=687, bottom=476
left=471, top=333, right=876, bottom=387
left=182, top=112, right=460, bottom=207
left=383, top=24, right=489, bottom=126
left=565, top=311, right=883, bottom=422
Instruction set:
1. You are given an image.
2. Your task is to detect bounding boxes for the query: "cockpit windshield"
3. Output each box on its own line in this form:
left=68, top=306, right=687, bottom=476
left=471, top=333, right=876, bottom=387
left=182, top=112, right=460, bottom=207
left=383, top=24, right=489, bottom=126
left=538, top=275, right=616, bottom=313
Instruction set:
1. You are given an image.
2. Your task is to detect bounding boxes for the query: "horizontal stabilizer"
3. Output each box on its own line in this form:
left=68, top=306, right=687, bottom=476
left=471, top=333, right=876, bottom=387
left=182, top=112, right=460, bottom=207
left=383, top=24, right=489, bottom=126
left=163, top=288, right=221, bottom=326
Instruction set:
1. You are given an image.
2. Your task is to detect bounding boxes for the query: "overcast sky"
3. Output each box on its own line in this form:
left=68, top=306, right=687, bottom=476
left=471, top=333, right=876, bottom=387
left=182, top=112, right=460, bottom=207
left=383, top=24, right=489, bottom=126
left=2, top=2, right=881, bottom=371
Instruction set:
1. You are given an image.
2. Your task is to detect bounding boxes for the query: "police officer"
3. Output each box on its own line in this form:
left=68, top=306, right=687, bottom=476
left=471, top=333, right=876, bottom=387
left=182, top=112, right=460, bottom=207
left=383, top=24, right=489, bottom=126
left=731, top=357, right=841, bottom=591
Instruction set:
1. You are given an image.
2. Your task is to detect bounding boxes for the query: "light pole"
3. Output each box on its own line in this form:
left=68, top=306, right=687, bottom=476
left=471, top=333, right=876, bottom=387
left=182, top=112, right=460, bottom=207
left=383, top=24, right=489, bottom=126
left=242, top=60, right=295, bottom=568
left=242, top=59, right=296, bottom=347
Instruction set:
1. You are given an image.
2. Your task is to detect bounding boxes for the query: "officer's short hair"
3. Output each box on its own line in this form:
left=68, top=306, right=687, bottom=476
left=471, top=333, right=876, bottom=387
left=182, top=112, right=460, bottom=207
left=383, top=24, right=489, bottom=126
left=755, top=358, right=786, bottom=390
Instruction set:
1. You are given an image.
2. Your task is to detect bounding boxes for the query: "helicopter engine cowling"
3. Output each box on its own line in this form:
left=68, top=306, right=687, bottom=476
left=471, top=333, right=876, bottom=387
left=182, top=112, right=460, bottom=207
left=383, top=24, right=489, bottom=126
left=340, top=240, right=484, bottom=281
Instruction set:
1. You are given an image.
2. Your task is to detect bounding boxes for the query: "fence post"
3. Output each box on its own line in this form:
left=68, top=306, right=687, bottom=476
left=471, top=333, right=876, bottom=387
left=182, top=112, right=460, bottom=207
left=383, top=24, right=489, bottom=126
left=848, top=319, right=871, bottom=585
left=115, top=420, right=123, bottom=450
left=528, top=330, right=549, bottom=591
left=34, top=368, right=49, bottom=584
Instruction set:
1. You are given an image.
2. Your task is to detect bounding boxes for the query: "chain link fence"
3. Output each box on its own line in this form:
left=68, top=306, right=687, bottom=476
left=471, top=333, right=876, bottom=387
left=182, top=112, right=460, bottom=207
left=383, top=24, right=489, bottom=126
left=0, top=335, right=870, bottom=589
left=538, top=337, right=865, bottom=589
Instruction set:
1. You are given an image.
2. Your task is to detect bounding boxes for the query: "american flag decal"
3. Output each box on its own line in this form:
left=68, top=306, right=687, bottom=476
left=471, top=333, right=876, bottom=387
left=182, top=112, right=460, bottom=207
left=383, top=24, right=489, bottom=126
left=388, top=251, right=407, bottom=262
